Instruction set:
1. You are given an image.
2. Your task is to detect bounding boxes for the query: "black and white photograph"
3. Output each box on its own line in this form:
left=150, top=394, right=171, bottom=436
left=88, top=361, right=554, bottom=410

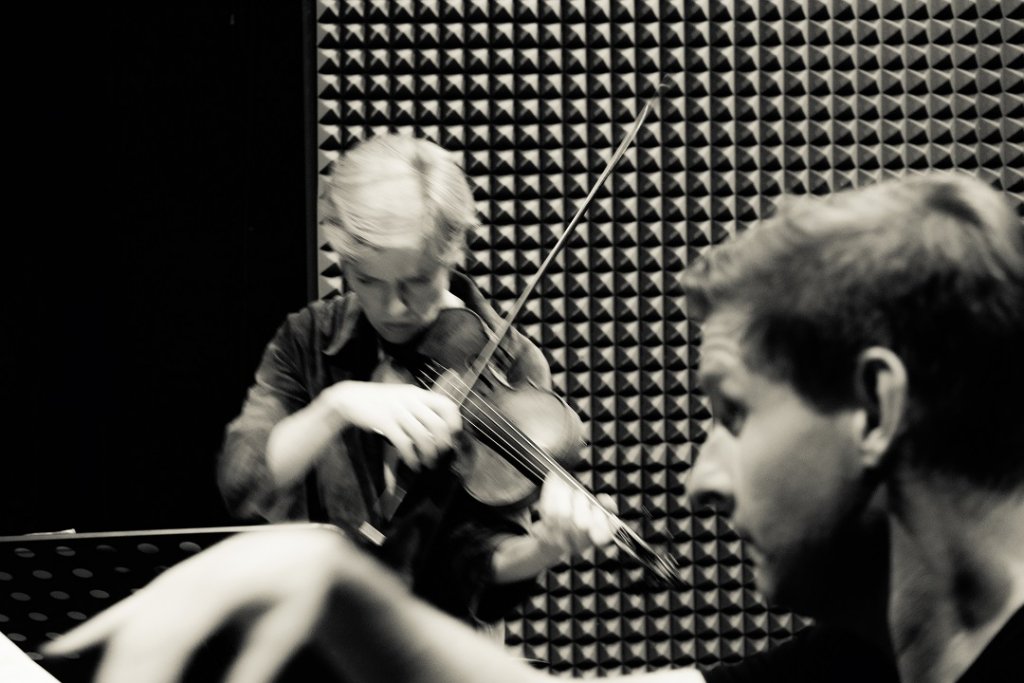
left=3, top=1, right=1022, bottom=681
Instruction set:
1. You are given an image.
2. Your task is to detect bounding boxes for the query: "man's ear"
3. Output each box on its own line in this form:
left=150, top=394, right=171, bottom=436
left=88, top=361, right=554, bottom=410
left=853, top=347, right=908, bottom=470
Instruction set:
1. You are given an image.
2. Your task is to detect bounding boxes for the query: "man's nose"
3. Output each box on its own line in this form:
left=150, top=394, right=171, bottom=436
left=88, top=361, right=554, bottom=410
left=686, top=429, right=735, bottom=516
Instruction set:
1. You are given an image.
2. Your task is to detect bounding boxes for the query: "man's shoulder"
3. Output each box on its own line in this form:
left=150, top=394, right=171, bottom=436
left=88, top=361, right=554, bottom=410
left=702, top=625, right=898, bottom=683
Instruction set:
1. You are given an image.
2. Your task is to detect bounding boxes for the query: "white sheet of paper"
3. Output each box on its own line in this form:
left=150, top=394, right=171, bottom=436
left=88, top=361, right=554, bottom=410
left=0, top=633, right=60, bottom=683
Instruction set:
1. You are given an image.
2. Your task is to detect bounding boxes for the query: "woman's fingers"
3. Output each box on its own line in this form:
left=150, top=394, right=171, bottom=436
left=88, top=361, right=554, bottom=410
left=379, top=425, right=421, bottom=471
left=537, top=475, right=618, bottom=553
left=419, top=389, right=463, bottom=435
left=589, top=493, right=618, bottom=547
left=366, top=386, right=463, bottom=470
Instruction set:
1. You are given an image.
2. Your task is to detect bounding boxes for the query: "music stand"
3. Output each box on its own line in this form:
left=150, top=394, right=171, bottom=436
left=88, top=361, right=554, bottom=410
left=0, top=523, right=340, bottom=682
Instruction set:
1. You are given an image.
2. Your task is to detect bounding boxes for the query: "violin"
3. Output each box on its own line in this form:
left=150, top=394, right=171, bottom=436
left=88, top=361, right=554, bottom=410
left=406, top=306, right=685, bottom=590
left=378, top=79, right=684, bottom=590
left=416, top=307, right=584, bottom=510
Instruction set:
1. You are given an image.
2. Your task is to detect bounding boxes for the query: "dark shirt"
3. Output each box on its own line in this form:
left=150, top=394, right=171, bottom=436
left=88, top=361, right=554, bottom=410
left=955, top=605, right=1022, bottom=683
left=217, top=272, right=553, bottom=626
left=702, top=606, right=1022, bottom=683
left=702, top=624, right=899, bottom=683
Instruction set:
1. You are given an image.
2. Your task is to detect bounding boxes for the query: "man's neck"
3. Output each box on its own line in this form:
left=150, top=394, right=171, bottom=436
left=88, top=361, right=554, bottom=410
left=811, top=506, right=894, bottom=660
left=887, top=473, right=1024, bottom=682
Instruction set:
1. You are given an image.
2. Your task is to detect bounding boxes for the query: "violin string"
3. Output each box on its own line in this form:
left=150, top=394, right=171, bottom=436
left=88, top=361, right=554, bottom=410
left=392, top=86, right=682, bottom=581
left=419, top=359, right=609, bottom=492
left=415, top=360, right=681, bottom=581
left=412, top=361, right=530, bottom=466
left=421, top=366, right=554, bottom=484
left=414, top=361, right=551, bottom=483
left=434, top=366, right=683, bottom=579
left=419, top=361, right=627, bottom=523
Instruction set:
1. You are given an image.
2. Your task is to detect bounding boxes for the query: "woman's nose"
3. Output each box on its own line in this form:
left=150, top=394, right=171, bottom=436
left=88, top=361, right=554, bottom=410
left=385, top=286, right=410, bottom=316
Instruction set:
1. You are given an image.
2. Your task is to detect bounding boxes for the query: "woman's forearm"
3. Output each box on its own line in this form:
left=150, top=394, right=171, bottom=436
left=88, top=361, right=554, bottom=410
left=266, top=391, right=349, bottom=487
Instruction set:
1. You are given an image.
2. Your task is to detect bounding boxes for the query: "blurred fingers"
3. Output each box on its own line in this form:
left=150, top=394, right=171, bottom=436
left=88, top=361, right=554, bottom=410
left=588, top=494, right=619, bottom=548
left=538, top=476, right=573, bottom=530
left=539, top=475, right=619, bottom=552
left=92, top=602, right=225, bottom=683
left=571, top=491, right=599, bottom=552
left=223, top=596, right=323, bottom=683
left=396, top=413, right=441, bottom=467
left=378, top=427, right=420, bottom=471
left=377, top=388, right=465, bottom=470
left=595, top=492, right=617, bottom=515
left=417, top=405, right=459, bottom=452
left=420, top=391, right=463, bottom=435
left=41, top=592, right=143, bottom=656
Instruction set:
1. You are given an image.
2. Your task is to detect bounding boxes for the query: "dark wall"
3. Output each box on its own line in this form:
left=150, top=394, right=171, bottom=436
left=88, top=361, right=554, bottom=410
left=5, top=2, right=313, bottom=534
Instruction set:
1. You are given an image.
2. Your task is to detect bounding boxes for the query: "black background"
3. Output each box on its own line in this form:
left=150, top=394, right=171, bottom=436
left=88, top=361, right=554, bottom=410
left=5, top=1, right=314, bottom=535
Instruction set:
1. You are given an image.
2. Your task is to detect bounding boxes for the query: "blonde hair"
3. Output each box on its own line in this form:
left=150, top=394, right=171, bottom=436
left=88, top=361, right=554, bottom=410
left=320, top=134, right=478, bottom=265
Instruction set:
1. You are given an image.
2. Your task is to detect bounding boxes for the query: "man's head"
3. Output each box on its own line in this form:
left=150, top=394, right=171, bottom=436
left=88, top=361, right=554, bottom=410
left=320, top=134, right=479, bottom=343
left=682, top=172, right=1023, bottom=612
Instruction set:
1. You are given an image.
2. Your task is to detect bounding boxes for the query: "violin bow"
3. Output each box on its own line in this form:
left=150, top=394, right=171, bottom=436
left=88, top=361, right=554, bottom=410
left=461, top=79, right=673, bottom=388
left=458, top=78, right=688, bottom=590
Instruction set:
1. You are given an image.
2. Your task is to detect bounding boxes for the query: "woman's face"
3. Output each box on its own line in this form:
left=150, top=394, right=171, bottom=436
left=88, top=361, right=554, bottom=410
left=344, top=245, right=451, bottom=345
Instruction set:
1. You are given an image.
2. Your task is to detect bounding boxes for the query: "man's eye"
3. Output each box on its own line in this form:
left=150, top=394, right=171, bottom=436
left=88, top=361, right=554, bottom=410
left=712, top=397, right=746, bottom=435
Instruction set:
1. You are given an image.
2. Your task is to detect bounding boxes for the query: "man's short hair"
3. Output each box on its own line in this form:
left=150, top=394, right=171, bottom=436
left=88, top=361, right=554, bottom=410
left=682, top=172, right=1024, bottom=490
left=320, top=133, right=478, bottom=266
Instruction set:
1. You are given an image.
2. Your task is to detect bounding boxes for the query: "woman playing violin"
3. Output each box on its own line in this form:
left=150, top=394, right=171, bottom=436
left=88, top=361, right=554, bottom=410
left=217, top=133, right=614, bottom=628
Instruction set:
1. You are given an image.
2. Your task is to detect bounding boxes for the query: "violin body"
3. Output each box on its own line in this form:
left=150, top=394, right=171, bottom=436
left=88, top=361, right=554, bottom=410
left=411, top=307, right=683, bottom=589
left=450, top=380, right=585, bottom=508
left=418, top=308, right=585, bottom=509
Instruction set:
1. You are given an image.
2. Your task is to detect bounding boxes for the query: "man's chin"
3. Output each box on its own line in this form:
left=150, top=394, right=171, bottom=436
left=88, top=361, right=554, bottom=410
left=747, top=547, right=782, bottom=600
left=754, top=561, right=826, bottom=616
left=751, top=563, right=782, bottom=606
